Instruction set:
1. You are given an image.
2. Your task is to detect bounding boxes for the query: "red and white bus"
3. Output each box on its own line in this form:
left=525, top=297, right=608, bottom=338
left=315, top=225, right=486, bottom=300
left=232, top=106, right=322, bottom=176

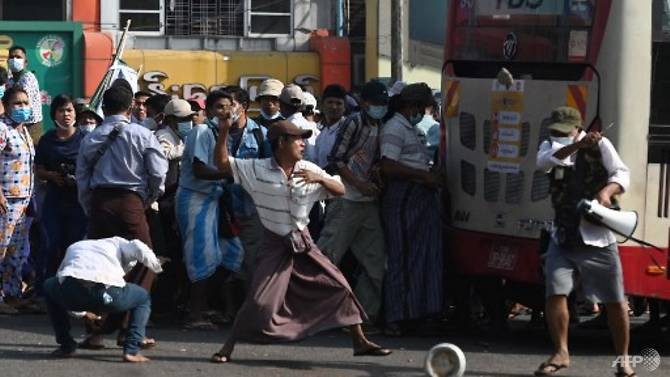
left=441, top=0, right=670, bottom=300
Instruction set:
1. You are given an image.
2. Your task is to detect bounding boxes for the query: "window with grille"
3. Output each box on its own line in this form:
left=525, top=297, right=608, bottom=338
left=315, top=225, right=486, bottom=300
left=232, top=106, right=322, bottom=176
left=247, top=0, right=292, bottom=36
left=166, top=0, right=244, bottom=37
left=120, top=0, right=164, bottom=34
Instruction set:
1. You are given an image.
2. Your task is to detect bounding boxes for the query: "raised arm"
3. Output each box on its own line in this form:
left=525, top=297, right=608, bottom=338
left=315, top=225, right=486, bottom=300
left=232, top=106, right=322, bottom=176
left=214, top=114, right=235, bottom=174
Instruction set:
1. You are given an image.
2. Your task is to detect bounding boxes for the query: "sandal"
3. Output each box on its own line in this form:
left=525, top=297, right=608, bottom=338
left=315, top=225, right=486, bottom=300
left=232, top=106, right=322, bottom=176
left=353, top=346, right=392, bottom=356
left=210, top=352, right=232, bottom=363
left=615, top=368, right=637, bottom=377
left=51, top=347, right=76, bottom=358
left=534, top=362, right=568, bottom=376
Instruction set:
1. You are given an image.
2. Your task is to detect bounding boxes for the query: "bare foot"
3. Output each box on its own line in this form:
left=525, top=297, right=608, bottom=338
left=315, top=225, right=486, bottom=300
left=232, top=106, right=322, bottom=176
left=123, top=353, right=150, bottom=363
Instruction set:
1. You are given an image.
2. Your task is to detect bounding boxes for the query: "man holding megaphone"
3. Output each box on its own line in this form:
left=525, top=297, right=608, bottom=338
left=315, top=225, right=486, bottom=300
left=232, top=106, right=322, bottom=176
left=534, top=107, right=634, bottom=377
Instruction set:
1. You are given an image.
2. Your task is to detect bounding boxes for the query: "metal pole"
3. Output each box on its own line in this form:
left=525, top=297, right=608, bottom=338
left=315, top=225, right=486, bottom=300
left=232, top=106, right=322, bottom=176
left=336, top=0, right=344, bottom=37
left=391, top=0, right=403, bottom=82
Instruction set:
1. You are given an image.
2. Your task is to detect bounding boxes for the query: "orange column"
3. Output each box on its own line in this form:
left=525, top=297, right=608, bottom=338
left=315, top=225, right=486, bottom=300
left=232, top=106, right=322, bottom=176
left=309, top=33, right=351, bottom=91
left=72, top=0, right=100, bottom=31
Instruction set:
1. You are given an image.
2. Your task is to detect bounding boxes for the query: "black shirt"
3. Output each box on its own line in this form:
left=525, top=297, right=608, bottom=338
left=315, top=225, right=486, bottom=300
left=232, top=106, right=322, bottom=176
left=34, top=129, right=87, bottom=201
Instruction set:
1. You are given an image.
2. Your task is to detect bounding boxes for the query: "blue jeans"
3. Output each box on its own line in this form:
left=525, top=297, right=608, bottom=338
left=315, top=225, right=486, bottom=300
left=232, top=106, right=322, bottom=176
left=34, top=193, right=87, bottom=297
left=43, top=276, right=151, bottom=355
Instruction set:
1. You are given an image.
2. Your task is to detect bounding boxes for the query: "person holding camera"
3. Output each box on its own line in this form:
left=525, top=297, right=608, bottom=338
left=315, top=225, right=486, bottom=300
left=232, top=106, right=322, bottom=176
left=34, top=94, right=88, bottom=299
left=534, top=107, right=632, bottom=377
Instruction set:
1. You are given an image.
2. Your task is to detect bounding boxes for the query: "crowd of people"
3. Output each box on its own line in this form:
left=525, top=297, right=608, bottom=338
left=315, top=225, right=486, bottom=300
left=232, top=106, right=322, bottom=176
left=0, top=44, right=444, bottom=360
left=0, top=43, right=659, bottom=375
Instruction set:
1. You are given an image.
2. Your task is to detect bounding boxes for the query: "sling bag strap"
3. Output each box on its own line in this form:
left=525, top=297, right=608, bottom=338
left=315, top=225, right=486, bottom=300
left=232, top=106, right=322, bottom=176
left=88, top=122, right=126, bottom=173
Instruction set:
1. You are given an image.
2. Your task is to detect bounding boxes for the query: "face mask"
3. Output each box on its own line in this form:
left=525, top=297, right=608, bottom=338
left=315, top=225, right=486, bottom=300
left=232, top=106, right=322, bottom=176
left=0, top=85, right=5, bottom=99
left=409, top=113, right=423, bottom=126
left=260, top=110, right=280, bottom=120
left=550, top=136, right=573, bottom=146
left=367, top=105, right=388, bottom=120
left=210, top=116, right=219, bottom=125
left=8, top=58, right=25, bottom=72
left=177, top=121, right=193, bottom=139
left=80, top=124, right=96, bottom=133
left=142, top=116, right=158, bottom=130
left=10, top=106, right=32, bottom=123
left=54, top=120, right=73, bottom=129
left=231, top=106, right=241, bottom=123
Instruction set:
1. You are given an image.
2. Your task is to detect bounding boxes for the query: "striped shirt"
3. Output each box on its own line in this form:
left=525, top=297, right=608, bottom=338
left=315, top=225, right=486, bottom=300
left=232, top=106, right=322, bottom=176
left=229, top=157, right=341, bottom=236
left=379, top=113, right=432, bottom=171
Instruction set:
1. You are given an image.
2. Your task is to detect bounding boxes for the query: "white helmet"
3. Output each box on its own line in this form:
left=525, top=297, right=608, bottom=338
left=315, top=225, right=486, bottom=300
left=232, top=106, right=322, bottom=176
left=302, top=91, right=319, bottom=114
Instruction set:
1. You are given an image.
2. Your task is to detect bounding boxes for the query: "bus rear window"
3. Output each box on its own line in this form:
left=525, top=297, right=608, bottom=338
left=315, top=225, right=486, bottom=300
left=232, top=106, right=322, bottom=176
left=451, top=0, right=597, bottom=62
left=456, top=0, right=595, bottom=27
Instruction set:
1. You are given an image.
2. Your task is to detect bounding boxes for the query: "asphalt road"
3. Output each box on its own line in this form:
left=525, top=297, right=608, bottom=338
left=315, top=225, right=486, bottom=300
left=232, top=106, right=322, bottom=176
left=0, top=314, right=668, bottom=377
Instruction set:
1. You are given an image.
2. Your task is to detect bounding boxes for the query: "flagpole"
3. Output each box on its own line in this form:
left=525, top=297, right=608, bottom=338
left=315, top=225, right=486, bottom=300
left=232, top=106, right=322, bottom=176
left=89, top=19, right=132, bottom=111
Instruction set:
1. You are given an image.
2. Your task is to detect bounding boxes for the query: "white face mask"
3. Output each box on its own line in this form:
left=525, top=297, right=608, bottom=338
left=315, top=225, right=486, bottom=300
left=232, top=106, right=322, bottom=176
left=80, top=124, right=96, bottom=133
left=550, top=136, right=573, bottom=146
left=54, top=120, right=74, bottom=129
left=260, top=110, right=280, bottom=120
left=8, top=57, right=25, bottom=72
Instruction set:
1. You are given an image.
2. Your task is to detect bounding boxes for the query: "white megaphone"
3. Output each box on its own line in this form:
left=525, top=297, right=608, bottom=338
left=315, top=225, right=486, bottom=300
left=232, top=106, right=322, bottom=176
left=425, top=343, right=466, bottom=377
left=577, top=199, right=638, bottom=241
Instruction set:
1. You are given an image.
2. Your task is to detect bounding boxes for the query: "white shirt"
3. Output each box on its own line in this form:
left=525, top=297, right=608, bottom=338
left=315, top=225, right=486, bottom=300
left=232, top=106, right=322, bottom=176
left=230, top=157, right=340, bottom=236
left=286, top=112, right=320, bottom=163
left=57, top=237, right=163, bottom=287
left=536, top=132, right=630, bottom=247
left=314, top=117, right=345, bottom=168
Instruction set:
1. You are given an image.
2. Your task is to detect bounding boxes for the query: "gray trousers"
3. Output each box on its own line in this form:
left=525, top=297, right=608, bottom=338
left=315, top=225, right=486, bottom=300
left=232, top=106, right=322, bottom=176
left=317, top=198, right=386, bottom=320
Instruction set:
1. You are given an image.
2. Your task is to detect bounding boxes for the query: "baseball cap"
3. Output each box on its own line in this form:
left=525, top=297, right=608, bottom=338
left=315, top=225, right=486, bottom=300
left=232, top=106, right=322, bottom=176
left=188, top=97, right=205, bottom=111
left=257, top=79, right=284, bottom=98
left=267, top=120, right=313, bottom=142
left=280, top=84, right=304, bottom=106
left=302, top=92, right=319, bottom=113
left=361, top=80, right=389, bottom=104
left=547, top=106, right=582, bottom=133
left=164, top=99, right=195, bottom=118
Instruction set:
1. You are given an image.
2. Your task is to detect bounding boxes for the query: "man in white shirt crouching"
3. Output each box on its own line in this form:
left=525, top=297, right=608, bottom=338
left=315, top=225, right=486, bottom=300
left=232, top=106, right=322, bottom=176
left=42, top=237, right=164, bottom=363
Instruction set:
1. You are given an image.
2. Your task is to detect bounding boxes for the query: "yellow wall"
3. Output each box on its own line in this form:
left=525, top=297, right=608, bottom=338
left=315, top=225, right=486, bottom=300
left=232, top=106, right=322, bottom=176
left=123, top=50, right=322, bottom=101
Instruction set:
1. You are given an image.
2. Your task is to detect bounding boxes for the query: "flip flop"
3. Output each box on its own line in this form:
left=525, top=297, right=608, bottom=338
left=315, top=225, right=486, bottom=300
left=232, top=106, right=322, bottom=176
left=534, top=362, right=568, bottom=376
left=615, top=370, right=637, bottom=377
left=353, top=346, right=392, bottom=356
left=210, top=352, right=232, bottom=363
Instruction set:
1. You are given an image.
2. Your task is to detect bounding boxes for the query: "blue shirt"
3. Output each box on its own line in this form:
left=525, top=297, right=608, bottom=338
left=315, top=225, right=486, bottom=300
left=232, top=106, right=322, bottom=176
left=35, top=128, right=87, bottom=202
left=226, top=117, right=271, bottom=217
left=416, top=114, right=440, bottom=163
left=76, top=115, right=168, bottom=214
left=178, top=121, right=223, bottom=196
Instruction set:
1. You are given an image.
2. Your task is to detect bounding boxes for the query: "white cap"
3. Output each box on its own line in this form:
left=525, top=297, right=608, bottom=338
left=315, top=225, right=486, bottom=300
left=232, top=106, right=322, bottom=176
left=257, top=79, right=284, bottom=98
left=280, top=84, right=305, bottom=106
left=164, top=99, right=195, bottom=117
left=302, top=92, right=319, bottom=113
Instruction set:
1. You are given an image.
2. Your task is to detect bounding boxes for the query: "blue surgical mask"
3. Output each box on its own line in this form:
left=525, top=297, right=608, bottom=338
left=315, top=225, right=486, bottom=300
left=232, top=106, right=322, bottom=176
left=80, top=124, right=95, bottom=133
left=367, top=105, right=388, bottom=120
left=409, top=113, right=423, bottom=126
left=0, top=85, right=5, bottom=99
left=10, top=106, right=32, bottom=123
left=177, top=120, right=193, bottom=139
left=550, top=136, right=573, bottom=146
left=8, top=58, right=25, bottom=73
